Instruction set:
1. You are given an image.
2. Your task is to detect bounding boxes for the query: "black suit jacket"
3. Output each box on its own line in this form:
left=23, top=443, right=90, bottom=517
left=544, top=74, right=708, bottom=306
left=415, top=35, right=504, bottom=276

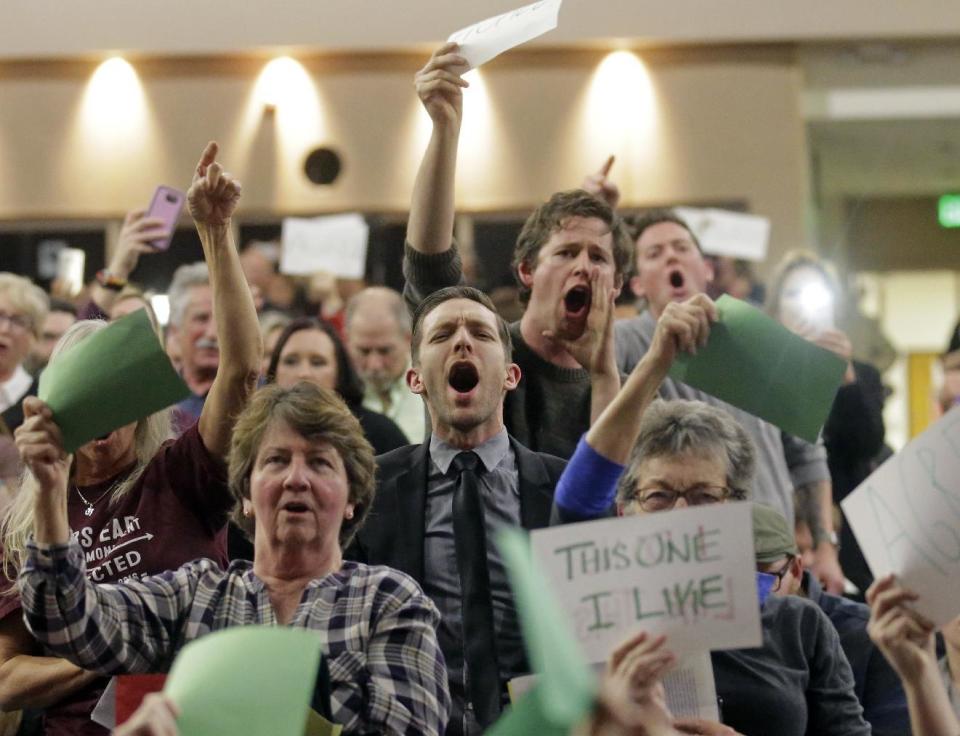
left=347, top=436, right=566, bottom=581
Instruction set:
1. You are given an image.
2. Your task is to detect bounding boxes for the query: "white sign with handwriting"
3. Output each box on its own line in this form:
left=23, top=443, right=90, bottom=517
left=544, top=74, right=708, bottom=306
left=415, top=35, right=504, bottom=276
left=674, top=207, right=770, bottom=262
left=448, top=0, right=563, bottom=70
left=280, top=214, right=369, bottom=279
left=842, top=407, right=960, bottom=626
left=530, top=503, right=761, bottom=663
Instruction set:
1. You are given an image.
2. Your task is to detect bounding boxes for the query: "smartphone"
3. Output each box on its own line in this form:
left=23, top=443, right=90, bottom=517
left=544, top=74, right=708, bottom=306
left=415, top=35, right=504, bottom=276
left=145, top=185, right=185, bottom=251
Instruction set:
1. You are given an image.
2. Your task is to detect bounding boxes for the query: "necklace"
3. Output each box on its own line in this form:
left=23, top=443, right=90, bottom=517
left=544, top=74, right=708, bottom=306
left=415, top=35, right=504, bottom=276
left=75, top=486, right=113, bottom=517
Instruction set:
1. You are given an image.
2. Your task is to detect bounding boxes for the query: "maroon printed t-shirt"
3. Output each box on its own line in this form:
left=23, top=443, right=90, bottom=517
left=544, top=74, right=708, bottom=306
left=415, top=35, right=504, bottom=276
left=0, top=422, right=233, bottom=736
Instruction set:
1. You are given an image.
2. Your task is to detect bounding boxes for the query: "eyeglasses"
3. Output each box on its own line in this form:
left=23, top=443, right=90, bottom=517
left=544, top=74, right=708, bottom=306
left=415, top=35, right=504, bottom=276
left=767, top=557, right=795, bottom=592
left=0, top=312, right=31, bottom=334
left=635, top=483, right=730, bottom=511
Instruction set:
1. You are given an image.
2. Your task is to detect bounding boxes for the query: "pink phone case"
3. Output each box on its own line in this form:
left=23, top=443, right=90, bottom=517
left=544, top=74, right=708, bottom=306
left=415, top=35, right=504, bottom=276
left=145, top=185, right=185, bottom=251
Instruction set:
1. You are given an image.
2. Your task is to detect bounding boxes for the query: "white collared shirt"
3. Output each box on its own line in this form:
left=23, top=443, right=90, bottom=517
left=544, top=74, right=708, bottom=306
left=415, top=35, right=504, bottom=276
left=0, top=364, right=32, bottom=413
left=362, top=373, right=427, bottom=444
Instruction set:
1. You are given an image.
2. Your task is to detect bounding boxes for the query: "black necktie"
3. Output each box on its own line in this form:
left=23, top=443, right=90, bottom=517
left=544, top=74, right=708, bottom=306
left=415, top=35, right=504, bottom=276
left=451, top=451, right=501, bottom=726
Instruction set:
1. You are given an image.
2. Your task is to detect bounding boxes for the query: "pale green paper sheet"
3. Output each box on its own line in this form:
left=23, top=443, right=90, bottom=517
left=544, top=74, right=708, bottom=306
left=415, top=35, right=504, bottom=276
left=486, top=528, right=596, bottom=735
left=164, top=626, right=324, bottom=736
left=38, top=309, right=189, bottom=451
left=669, top=294, right=846, bottom=442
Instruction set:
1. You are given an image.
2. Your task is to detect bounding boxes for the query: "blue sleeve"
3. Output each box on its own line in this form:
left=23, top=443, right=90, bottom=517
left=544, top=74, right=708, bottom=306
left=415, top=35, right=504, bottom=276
left=552, top=435, right=624, bottom=523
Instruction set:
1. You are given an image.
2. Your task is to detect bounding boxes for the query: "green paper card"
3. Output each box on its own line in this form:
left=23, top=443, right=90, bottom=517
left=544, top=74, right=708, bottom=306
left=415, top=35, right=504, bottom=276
left=38, top=309, right=189, bottom=452
left=668, top=295, right=846, bottom=442
left=490, top=528, right=596, bottom=734
left=164, top=627, right=324, bottom=736
left=485, top=684, right=573, bottom=736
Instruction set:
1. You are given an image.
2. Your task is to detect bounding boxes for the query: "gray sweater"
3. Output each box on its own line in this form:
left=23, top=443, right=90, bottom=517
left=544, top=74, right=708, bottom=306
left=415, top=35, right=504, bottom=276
left=403, top=244, right=591, bottom=460
left=713, top=594, right=871, bottom=736
left=615, top=311, right=830, bottom=526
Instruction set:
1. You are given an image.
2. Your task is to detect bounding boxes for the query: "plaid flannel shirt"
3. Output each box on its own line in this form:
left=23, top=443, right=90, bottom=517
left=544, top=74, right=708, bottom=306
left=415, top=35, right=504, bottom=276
left=20, top=539, right=450, bottom=736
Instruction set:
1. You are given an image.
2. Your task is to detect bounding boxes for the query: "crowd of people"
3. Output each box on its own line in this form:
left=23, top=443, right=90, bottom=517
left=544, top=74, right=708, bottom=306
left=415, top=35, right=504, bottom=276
left=0, top=42, right=956, bottom=736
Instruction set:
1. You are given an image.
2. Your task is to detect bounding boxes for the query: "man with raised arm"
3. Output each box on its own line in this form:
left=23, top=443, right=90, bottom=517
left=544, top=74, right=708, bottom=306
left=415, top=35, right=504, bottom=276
left=402, top=44, right=631, bottom=460
left=611, top=206, right=844, bottom=592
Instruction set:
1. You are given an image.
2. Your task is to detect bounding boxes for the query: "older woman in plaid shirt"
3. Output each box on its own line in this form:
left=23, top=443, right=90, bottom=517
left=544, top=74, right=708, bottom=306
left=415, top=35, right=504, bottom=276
left=15, top=381, right=450, bottom=735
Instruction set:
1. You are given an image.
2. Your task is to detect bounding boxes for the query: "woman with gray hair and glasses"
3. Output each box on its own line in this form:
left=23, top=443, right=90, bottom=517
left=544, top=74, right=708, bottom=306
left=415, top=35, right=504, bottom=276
left=548, top=297, right=869, bottom=736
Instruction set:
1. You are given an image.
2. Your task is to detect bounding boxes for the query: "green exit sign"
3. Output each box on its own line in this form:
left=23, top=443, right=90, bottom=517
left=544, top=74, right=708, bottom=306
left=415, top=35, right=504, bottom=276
left=939, top=194, right=960, bottom=228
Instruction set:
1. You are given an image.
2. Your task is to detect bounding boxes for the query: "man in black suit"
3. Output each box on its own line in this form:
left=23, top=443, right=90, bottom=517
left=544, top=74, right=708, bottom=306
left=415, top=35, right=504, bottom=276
left=348, top=285, right=566, bottom=736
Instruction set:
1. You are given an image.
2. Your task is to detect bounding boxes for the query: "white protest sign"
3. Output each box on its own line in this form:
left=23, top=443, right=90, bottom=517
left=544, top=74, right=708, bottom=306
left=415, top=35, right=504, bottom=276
left=56, top=247, right=86, bottom=297
left=674, top=207, right=770, bottom=262
left=841, top=406, right=960, bottom=626
left=530, top=503, right=761, bottom=663
left=448, top=0, right=562, bottom=70
left=280, top=214, right=369, bottom=279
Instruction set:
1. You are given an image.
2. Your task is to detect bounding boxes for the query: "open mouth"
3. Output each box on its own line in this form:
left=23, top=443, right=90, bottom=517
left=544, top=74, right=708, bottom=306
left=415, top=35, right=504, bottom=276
left=282, top=502, right=309, bottom=513
left=563, top=285, right=591, bottom=316
left=448, top=361, right=480, bottom=394
left=669, top=270, right=685, bottom=289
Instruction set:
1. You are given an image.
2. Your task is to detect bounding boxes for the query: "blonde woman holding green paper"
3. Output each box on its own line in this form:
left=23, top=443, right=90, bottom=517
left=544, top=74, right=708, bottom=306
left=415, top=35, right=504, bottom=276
left=0, top=141, right=261, bottom=736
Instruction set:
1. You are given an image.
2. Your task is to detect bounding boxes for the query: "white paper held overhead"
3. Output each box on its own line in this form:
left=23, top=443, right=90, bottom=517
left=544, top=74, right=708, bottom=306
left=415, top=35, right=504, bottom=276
left=841, top=406, right=960, bottom=626
left=448, top=0, right=563, bottom=70
left=280, top=214, right=369, bottom=279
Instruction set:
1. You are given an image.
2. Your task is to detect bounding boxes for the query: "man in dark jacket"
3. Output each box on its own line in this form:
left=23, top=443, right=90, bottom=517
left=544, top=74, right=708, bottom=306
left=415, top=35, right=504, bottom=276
left=347, top=285, right=566, bottom=736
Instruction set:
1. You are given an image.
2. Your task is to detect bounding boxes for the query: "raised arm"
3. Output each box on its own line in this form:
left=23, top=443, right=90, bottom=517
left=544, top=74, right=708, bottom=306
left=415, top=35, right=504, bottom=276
left=406, top=43, right=468, bottom=256
left=587, top=295, right=716, bottom=462
left=402, top=45, right=470, bottom=313
left=14, top=397, right=192, bottom=674
left=867, top=576, right=960, bottom=736
left=87, top=210, right=170, bottom=318
left=552, top=295, right=716, bottom=523
left=188, top=142, right=263, bottom=459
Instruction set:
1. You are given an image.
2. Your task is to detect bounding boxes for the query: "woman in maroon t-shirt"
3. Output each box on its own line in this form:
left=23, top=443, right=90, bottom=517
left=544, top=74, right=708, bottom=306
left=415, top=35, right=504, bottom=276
left=0, top=142, right=262, bottom=736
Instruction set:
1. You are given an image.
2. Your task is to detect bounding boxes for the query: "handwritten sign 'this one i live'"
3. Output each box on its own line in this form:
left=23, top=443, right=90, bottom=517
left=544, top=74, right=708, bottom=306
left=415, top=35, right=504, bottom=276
left=842, top=406, right=960, bottom=626
left=530, top=503, right=761, bottom=663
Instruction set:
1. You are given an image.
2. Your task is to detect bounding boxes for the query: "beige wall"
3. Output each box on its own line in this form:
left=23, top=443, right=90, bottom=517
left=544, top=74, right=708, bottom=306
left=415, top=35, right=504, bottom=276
left=844, top=197, right=960, bottom=271
left=0, top=49, right=811, bottom=269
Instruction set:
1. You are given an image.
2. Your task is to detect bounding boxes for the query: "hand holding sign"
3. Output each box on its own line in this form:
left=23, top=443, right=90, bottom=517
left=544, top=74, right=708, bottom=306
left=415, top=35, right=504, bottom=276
left=448, top=0, right=563, bottom=70
left=650, top=295, right=718, bottom=372
left=865, top=575, right=937, bottom=684
left=14, top=397, right=70, bottom=502
left=841, top=407, right=960, bottom=625
left=415, top=43, right=470, bottom=129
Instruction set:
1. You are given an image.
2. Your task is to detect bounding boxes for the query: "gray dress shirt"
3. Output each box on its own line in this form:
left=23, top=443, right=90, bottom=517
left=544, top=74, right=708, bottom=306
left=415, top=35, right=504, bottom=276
left=424, top=429, right=525, bottom=734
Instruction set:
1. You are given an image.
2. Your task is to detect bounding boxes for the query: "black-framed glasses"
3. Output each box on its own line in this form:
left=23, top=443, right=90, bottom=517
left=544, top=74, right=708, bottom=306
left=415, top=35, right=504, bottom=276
left=635, top=484, right=730, bottom=512
left=768, top=558, right=794, bottom=592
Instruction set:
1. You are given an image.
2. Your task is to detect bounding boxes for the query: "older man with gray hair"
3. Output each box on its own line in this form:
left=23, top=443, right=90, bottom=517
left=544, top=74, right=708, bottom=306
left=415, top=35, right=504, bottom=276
left=167, top=261, right=218, bottom=431
left=345, top=286, right=425, bottom=443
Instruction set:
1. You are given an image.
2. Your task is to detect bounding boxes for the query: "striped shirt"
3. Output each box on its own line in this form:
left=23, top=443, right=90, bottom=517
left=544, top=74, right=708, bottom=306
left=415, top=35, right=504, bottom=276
left=20, top=540, right=450, bottom=736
